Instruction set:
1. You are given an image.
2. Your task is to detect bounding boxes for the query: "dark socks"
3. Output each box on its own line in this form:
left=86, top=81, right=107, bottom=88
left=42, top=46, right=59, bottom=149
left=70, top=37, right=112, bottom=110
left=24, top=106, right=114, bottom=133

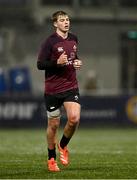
left=60, top=134, right=71, bottom=149
left=48, top=135, right=70, bottom=159
left=48, top=148, right=56, bottom=160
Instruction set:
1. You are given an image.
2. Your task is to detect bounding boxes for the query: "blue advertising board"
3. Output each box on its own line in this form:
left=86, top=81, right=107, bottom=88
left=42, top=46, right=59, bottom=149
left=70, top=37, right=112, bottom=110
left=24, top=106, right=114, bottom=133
left=80, top=95, right=137, bottom=126
left=0, top=95, right=137, bottom=127
left=0, top=95, right=45, bottom=128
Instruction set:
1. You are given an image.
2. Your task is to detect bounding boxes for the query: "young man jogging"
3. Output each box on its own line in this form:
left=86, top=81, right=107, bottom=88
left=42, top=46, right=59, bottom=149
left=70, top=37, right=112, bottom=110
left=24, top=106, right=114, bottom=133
left=37, top=11, right=82, bottom=172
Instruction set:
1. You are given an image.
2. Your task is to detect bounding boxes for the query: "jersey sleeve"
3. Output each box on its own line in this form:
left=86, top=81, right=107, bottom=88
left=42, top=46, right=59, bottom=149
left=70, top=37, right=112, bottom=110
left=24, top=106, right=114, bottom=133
left=75, top=36, right=79, bottom=59
left=37, top=38, right=58, bottom=70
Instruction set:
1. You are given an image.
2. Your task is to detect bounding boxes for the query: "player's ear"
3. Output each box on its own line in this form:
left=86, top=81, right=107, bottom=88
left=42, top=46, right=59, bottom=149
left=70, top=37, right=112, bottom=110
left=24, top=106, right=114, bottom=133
left=53, top=22, right=57, bottom=28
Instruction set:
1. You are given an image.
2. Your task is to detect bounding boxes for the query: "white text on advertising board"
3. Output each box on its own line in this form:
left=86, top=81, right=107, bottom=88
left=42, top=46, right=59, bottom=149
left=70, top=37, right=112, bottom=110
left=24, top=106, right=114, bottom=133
left=0, top=103, right=38, bottom=120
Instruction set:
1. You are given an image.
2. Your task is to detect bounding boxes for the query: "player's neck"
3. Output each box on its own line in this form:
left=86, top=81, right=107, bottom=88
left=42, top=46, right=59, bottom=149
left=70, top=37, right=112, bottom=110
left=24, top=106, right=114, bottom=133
left=56, top=29, right=68, bottom=39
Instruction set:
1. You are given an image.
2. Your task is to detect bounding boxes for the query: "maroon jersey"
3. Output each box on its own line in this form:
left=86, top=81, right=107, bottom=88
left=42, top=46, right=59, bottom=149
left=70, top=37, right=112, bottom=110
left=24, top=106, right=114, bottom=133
left=37, top=32, right=79, bottom=95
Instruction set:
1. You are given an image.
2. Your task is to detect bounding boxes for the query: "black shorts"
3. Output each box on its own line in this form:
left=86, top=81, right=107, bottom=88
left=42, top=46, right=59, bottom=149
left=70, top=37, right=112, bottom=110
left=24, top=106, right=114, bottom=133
left=44, top=88, right=80, bottom=112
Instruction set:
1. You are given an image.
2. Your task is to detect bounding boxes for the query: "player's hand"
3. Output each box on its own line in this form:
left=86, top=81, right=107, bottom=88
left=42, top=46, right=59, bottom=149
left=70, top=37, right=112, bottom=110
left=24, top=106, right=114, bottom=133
left=57, top=51, right=68, bottom=65
left=73, top=59, right=82, bottom=70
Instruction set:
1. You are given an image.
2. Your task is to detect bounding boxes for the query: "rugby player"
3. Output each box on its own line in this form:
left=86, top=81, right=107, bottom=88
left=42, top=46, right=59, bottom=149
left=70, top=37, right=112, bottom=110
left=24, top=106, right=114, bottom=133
left=37, top=11, right=82, bottom=172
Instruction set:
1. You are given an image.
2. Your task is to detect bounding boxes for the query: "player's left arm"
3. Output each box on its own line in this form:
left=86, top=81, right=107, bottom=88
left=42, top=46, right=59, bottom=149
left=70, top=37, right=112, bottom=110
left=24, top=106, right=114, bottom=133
left=73, top=36, right=82, bottom=70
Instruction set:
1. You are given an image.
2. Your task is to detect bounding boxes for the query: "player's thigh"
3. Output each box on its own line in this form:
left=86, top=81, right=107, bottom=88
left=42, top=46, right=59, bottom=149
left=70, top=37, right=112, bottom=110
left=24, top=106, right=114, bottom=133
left=64, top=101, right=81, bottom=121
left=44, top=94, right=62, bottom=111
left=44, top=93, right=62, bottom=119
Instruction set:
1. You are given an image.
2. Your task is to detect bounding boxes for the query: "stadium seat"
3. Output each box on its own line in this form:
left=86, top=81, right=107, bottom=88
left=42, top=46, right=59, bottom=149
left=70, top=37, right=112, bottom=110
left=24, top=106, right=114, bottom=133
left=0, top=68, right=8, bottom=93
left=8, top=66, right=32, bottom=94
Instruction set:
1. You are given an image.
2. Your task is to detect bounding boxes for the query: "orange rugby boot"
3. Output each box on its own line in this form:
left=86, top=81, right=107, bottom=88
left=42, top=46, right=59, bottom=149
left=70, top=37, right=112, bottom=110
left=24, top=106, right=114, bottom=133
left=47, top=158, right=60, bottom=172
left=57, top=143, right=69, bottom=166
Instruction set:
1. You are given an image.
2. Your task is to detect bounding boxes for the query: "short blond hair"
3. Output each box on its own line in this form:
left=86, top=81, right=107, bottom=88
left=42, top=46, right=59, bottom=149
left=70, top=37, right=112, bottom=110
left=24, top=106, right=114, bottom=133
left=51, top=11, right=68, bottom=22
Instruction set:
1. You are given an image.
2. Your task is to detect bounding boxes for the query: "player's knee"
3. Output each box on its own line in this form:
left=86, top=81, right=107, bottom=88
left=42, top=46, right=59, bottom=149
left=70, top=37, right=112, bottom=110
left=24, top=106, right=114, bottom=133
left=48, top=118, right=60, bottom=131
left=47, top=109, right=60, bottom=130
left=68, top=113, right=80, bottom=126
left=51, top=121, right=60, bottom=130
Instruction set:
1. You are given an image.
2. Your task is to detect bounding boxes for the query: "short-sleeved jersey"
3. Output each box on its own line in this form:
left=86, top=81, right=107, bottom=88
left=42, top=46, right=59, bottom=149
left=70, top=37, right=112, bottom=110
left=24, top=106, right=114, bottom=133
left=37, top=32, right=79, bottom=95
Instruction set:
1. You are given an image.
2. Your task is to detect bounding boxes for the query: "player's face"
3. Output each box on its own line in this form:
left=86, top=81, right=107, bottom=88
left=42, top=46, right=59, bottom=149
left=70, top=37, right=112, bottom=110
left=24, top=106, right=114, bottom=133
left=54, top=15, right=70, bottom=33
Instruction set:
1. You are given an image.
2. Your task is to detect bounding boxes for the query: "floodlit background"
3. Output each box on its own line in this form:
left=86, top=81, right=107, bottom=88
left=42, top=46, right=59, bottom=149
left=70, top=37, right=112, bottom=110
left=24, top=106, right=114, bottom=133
left=0, top=0, right=137, bottom=127
left=1, top=1, right=137, bottom=179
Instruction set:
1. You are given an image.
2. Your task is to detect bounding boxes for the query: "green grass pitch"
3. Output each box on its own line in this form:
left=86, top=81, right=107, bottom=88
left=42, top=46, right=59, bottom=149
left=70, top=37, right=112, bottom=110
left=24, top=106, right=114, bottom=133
left=0, top=127, right=137, bottom=179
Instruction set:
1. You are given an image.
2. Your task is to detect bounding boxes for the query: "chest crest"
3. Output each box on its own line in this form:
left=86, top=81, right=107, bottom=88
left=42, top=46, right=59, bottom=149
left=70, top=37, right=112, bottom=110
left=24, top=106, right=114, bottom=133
left=57, top=47, right=64, bottom=52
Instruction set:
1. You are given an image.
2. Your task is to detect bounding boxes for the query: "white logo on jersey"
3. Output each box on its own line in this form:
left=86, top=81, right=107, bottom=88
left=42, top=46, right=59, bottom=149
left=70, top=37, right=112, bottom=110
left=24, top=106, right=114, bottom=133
left=66, top=60, right=73, bottom=65
left=58, top=47, right=64, bottom=52
left=73, top=45, right=77, bottom=52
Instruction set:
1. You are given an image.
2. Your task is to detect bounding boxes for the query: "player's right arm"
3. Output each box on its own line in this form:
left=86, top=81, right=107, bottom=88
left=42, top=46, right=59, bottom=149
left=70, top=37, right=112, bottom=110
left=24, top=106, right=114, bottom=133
left=37, top=39, right=57, bottom=70
left=37, top=39, right=68, bottom=70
